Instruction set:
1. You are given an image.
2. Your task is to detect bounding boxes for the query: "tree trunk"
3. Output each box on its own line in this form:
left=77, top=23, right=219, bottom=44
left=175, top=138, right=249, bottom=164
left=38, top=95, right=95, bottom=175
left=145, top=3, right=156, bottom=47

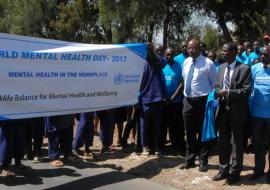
left=216, top=12, right=232, bottom=42
left=267, top=0, right=270, bottom=34
left=163, top=0, right=170, bottom=48
left=103, top=25, right=112, bottom=44
left=147, top=22, right=154, bottom=42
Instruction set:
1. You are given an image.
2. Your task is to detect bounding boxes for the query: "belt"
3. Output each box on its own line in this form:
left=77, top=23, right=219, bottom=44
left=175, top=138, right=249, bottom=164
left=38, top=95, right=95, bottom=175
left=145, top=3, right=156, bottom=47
left=186, top=96, right=207, bottom=101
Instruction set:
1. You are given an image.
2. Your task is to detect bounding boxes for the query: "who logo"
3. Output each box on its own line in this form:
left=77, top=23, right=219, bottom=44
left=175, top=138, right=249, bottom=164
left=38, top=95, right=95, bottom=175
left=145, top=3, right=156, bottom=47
left=113, top=73, right=124, bottom=85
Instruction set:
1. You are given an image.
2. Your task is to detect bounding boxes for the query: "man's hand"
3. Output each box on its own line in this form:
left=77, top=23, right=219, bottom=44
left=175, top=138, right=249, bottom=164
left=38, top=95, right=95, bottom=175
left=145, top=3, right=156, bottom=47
left=216, top=89, right=229, bottom=97
left=146, top=42, right=159, bottom=64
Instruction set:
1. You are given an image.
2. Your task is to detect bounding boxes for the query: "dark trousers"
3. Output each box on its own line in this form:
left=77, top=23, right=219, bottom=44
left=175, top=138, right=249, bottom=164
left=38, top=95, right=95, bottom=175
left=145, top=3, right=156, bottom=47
left=0, top=121, right=26, bottom=168
left=140, top=102, right=162, bottom=150
left=73, top=112, right=94, bottom=150
left=48, top=126, right=73, bottom=160
left=97, top=110, right=115, bottom=148
left=251, top=117, right=270, bottom=174
left=183, top=96, right=208, bottom=164
left=0, top=126, right=7, bottom=166
left=122, top=106, right=141, bottom=148
left=25, top=117, right=44, bottom=157
left=160, top=102, right=185, bottom=151
left=216, top=106, right=245, bottom=175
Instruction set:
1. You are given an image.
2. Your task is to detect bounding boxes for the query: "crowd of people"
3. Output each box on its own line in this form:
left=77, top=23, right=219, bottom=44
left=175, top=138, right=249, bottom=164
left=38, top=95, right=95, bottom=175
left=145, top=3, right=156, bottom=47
left=0, top=35, right=270, bottom=187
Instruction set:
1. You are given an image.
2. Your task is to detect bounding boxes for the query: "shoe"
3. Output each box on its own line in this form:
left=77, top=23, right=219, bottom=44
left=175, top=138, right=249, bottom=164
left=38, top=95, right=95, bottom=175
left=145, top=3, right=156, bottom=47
left=72, top=149, right=83, bottom=157
left=65, top=154, right=81, bottom=162
left=266, top=175, right=270, bottom=184
left=198, top=163, right=208, bottom=172
left=154, top=147, right=161, bottom=157
left=15, top=164, right=31, bottom=171
left=100, top=147, right=115, bottom=155
left=0, top=169, right=15, bottom=177
left=179, top=163, right=196, bottom=170
left=83, top=151, right=94, bottom=160
left=50, top=159, right=64, bottom=167
left=155, top=151, right=162, bottom=157
left=212, top=172, right=229, bottom=181
left=141, top=147, right=149, bottom=157
left=32, top=156, right=41, bottom=163
left=116, top=139, right=122, bottom=147
left=23, top=153, right=33, bottom=160
left=249, top=172, right=264, bottom=180
left=225, top=175, right=240, bottom=185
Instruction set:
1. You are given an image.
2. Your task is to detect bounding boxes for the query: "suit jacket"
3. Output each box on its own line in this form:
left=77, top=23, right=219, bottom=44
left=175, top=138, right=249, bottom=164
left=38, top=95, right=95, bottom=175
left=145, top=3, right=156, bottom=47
left=216, top=61, right=251, bottom=124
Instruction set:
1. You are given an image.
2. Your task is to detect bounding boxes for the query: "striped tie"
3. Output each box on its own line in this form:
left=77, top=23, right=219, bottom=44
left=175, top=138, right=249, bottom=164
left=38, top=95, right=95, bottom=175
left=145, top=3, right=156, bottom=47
left=224, top=66, right=230, bottom=89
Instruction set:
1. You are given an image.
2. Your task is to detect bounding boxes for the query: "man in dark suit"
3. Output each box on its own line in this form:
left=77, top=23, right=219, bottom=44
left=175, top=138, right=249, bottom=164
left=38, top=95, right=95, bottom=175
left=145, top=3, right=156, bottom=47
left=212, top=42, right=251, bottom=185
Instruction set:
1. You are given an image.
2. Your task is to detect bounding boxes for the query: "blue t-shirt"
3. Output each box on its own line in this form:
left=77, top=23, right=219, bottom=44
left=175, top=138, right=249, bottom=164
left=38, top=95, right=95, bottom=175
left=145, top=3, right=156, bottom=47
left=174, top=52, right=188, bottom=69
left=236, top=54, right=247, bottom=64
left=162, top=61, right=182, bottom=103
left=242, top=51, right=248, bottom=59
left=249, top=63, right=270, bottom=118
left=248, top=52, right=260, bottom=66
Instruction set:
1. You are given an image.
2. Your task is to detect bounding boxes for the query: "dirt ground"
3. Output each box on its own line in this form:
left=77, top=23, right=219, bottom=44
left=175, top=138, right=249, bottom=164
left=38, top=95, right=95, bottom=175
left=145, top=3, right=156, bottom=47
left=89, top=128, right=270, bottom=190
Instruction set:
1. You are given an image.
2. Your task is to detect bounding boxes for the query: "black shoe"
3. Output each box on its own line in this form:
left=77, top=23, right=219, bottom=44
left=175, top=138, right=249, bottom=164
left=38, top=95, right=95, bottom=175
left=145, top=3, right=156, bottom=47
left=198, top=163, right=208, bottom=172
left=266, top=175, right=270, bottom=184
left=179, top=163, right=196, bottom=170
left=212, top=172, right=229, bottom=181
left=249, top=172, right=264, bottom=180
left=225, top=175, right=240, bottom=185
left=72, top=149, right=83, bottom=157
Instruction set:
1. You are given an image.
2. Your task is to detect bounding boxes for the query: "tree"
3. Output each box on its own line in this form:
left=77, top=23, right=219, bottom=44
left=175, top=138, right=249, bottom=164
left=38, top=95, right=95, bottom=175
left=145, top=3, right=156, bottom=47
left=51, top=0, right=103, bottom=43
left=189, top=0, right=266, bottom=42
left=99, top=0, right=136, bottom=43
left=0, top=0, right=45, bottom=36
left=203, top=25, right=220, bottom=50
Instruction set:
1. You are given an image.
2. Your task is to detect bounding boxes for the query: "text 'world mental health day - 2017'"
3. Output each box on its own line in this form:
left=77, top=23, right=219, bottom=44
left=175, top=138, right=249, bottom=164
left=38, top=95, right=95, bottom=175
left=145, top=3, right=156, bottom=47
left=0, top=33, right=147, bottom=120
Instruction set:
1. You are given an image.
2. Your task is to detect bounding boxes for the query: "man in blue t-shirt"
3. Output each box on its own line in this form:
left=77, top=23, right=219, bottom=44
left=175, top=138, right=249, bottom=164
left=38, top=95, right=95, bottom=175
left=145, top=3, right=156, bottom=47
left=236, top=44, right=248, bottom=64
left=248, top=41, right=261, bottom=66
left=174, top=41, right=189, bottom=69
left=249, top=45, right=270, bottom=182
left=160, top=47, right=185, bottom=153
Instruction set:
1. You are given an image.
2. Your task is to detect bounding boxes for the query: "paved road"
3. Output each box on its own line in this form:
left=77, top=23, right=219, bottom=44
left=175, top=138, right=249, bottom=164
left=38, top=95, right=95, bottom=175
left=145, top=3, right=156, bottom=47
left=0, top=159, right=177, bottom=190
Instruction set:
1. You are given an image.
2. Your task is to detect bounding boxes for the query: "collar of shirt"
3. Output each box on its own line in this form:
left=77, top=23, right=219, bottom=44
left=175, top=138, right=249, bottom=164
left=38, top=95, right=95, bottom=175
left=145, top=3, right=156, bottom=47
left=193, top=54, right=203, bottom=62
left=226, top=60, right=237, bottom=70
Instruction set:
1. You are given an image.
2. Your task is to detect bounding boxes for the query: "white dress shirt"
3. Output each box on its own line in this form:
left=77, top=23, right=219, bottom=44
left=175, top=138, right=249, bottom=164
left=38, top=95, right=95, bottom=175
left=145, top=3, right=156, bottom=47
left=182, top=54, right=217, bottom=97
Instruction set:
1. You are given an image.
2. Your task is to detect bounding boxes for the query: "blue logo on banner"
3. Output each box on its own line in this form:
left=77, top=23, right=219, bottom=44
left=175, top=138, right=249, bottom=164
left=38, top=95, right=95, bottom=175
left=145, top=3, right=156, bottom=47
left=114, top=73, right=124, bottom=85
left=114, top=73, right=140, bottom=85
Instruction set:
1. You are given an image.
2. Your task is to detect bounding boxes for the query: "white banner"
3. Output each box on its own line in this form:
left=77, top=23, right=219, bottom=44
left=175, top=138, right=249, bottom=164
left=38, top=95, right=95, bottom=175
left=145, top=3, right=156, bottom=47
left=0, top=33, right=146, bottom=120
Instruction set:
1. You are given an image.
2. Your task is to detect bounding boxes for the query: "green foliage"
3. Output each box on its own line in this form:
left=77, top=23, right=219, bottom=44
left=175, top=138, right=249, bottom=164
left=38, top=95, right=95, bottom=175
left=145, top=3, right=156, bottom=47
left=191, top=0, right=267, bottom=42
left=0, top=0, right=268, bottom=45
left=0, top=0, right=44, bottom=36
left=51, top=0, right=102, bottom=43
left=203, top=25, right=220, bottom=51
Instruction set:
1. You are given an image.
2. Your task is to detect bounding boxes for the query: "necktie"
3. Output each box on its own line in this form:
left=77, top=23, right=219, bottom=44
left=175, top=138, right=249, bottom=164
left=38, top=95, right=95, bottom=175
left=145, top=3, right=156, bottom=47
left=224, top=65, right=230, bottom=89
left=185, top=59, right=195, bottom=96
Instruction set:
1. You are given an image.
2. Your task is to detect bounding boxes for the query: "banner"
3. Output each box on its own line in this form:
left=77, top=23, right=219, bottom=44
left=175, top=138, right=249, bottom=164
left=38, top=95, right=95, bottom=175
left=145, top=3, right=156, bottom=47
left=0, top=33, right=147, bottom=120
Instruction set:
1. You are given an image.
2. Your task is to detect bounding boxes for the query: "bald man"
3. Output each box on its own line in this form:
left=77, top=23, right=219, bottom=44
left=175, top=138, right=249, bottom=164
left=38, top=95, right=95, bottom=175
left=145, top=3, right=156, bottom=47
left=180, top=39, right=217, bottom=172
